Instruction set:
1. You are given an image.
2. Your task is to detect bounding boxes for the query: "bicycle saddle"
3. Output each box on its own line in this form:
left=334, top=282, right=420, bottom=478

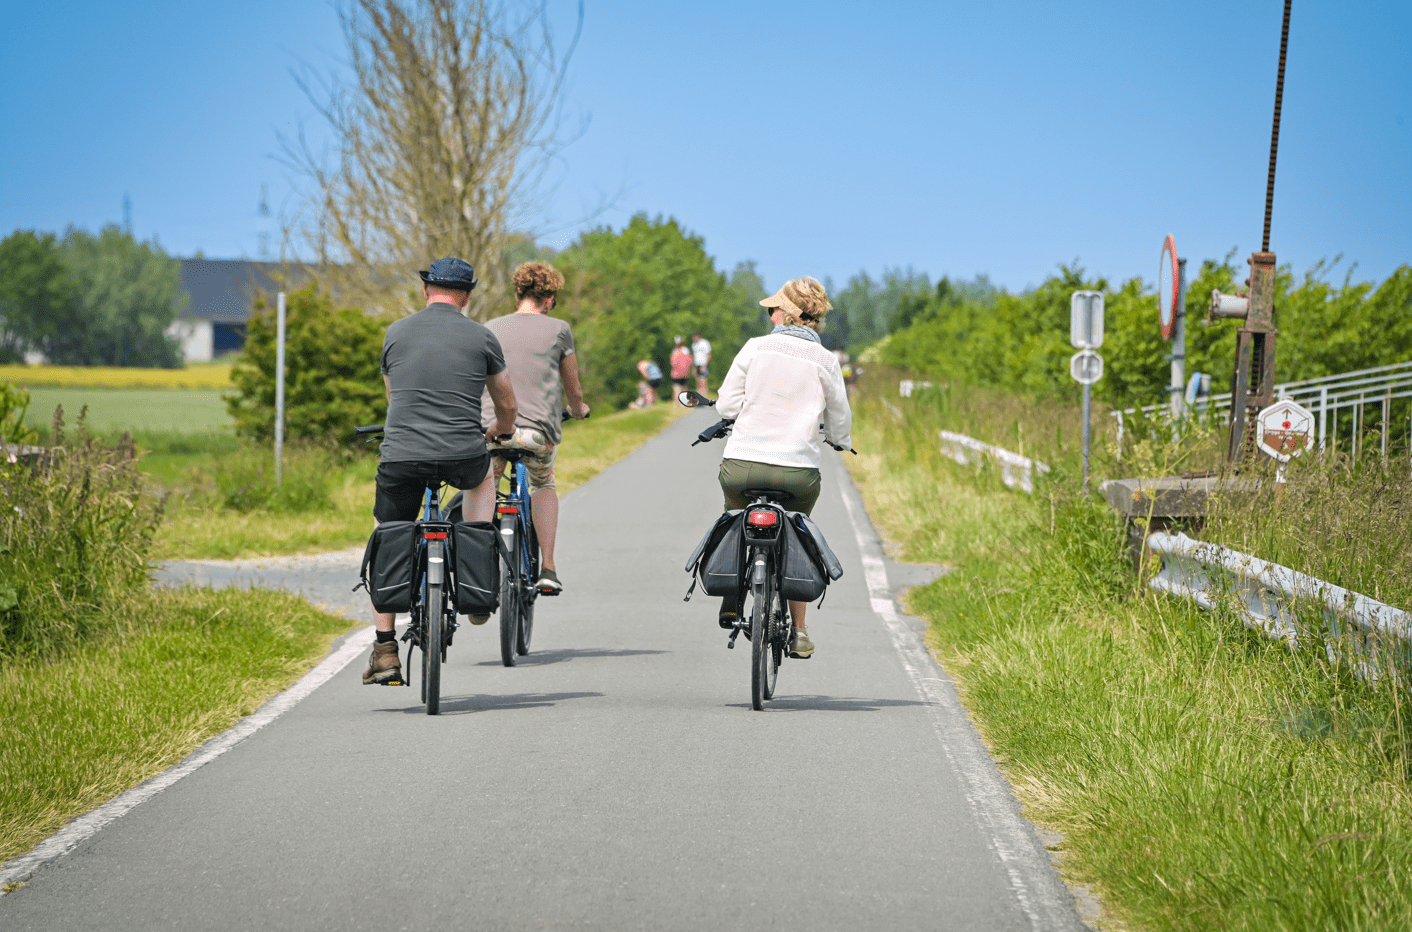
left=741, top=488, right=795, bottom=503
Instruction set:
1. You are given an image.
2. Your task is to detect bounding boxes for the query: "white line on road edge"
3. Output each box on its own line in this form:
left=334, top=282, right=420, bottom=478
left=836, top=471, right=1084, bottom=932
left=0, top=627, right=375, bottom=894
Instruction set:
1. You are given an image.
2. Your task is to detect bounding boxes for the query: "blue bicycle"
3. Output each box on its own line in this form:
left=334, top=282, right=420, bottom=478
left=492, top=446, right=545, bottom=666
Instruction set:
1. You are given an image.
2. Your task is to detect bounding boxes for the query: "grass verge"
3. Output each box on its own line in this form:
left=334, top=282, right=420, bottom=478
left=0, top=586, right=354, bottom=866
left=151, top=403, right=684, bottom=560
left=847, top=381, right=1412, bottom=931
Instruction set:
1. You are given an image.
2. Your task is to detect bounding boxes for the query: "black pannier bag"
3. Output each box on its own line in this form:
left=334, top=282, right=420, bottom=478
left=779, top=517, right=827, bottom=602
left=359, top=521, right=417, bottom=613
left=683, top=510, right=744, bottom=599
left=452, top=521, right=500, bottom=615
left=792, top=513, right=843, bottom=582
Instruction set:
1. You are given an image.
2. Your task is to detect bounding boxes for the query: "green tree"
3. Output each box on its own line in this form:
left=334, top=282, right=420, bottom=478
left=44, top=226, right=187, bottom=367
left=827, top=267, right=932, bottom=353
left=227, top=284, right=388, bottom=442
left=555, top=215, right=766, bottom=408
left=0, top=230, right=74, bottom=363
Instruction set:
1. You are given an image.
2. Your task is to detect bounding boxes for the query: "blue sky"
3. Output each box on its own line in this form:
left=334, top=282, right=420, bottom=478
left=1, top=0, right=1407, bottom=294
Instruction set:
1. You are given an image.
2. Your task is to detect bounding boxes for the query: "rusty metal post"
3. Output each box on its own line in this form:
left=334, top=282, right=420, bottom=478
left=1227, top=253, right=1279, bottom=465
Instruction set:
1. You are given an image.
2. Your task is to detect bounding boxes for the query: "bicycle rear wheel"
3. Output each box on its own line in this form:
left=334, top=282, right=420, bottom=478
left=424, top=579, right=443, bottom=715
left=763, top=588, right=783, bottom=700
left=499, top=517, right=520, bottom=667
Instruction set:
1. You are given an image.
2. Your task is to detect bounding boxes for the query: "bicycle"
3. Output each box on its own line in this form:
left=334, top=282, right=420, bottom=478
left=442, top=410, right=583, bottom=668
left=679, top=390, right=851, bottom=710
left=353, top=424, right=457, bottom=716
left=492, top=445, right=545, bottom=667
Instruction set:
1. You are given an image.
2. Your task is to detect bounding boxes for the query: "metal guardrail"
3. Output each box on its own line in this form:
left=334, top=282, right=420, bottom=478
left=1114, top=361, right=1412, bottom=464
left=939, top=430, right=1050, bottom=493
left=1147, top=531, right=1412, bottom=680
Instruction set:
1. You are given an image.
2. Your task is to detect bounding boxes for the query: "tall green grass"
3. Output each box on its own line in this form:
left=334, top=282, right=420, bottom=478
left=0, top=414, right=163, bottom=658
left=850, top=370, right=1412, bottom=931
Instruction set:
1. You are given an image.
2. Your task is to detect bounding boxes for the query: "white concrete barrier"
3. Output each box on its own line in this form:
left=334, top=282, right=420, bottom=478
left=1147, top=531, right=1412, bottom=680
left=939, top=430, right=1050, bottom=493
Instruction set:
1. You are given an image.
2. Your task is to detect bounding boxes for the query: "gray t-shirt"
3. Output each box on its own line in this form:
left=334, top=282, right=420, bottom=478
left=379, top=303, right=506, bottom=462
left=480, top=312, right=576, bottom=445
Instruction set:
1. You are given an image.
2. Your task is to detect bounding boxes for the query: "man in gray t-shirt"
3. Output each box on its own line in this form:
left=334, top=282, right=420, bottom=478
left=480, top=260, right=589, bottom=595
left=363, top=257, right=519, bottom=687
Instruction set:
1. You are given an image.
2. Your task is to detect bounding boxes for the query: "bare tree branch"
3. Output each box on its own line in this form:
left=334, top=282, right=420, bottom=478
left=284, top=0, right=583, bottom=319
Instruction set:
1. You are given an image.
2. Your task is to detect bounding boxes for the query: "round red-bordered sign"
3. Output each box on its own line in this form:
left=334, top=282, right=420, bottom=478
left=1157, top=234, right=1178, bottom=341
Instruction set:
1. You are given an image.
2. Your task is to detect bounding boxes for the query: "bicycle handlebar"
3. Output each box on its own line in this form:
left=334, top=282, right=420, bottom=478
left=354, top=424, right=385, bottom=437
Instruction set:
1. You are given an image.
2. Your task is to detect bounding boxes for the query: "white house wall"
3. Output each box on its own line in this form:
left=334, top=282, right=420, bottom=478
left=167, top=319, right=214, bottom=363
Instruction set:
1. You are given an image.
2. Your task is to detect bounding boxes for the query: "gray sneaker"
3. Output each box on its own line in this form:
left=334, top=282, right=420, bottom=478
left=789, top=631, right=815, bottom=659
left=362, top=640, right=403, bottom=685
left=536, top=568, right=562, bottom=594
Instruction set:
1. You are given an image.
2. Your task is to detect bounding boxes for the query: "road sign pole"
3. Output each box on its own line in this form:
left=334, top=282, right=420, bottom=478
left=1082, top=382, right=1092, bottom=491
left=275, top=291, right=286, bottom=485
left=1170, top=258, right=1187, bottom=418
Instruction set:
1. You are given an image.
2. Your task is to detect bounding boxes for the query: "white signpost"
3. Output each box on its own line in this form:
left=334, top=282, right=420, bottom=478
left=1070, top=291, right=1105, bottom=489
left=275, top=291, right=286, bottom=485
left=1256, top=398, right=1315, bottom=487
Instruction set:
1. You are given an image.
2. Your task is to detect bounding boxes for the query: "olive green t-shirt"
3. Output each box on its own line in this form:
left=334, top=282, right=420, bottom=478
left=480, top=312, right=575, bottom=444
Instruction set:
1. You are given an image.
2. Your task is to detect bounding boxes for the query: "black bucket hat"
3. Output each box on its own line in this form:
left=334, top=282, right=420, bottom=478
left=419, top=257, right=479, bottom=290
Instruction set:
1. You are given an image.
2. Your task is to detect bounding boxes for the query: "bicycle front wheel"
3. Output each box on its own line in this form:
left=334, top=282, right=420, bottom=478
left=517, top=520, right=539, bottom=656
left=499, top=519, right=520, bottom=667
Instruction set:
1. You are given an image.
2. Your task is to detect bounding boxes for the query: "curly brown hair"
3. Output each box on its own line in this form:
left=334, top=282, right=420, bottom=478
left=512, top=260, right=565, bottom=304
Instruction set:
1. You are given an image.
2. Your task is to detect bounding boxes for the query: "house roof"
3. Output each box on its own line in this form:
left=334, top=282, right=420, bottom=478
left=178, top=260, right=310, bottom=323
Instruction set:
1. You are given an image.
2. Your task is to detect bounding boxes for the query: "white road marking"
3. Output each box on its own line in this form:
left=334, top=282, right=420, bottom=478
left=836, top=470, right=1082, bottom=931
left=0, top=627, right=375, bottom=893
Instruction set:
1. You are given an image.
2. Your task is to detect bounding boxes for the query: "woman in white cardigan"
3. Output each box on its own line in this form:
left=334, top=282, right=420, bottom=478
left=714, top=276, right=852, bottom=659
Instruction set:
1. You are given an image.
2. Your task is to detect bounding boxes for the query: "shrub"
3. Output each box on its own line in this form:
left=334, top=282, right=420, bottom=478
left=227, top=284, right=387, bottom=443
left=0, top=410, right=164, bottom=658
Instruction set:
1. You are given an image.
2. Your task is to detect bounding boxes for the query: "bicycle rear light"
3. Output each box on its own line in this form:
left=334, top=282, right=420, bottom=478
left=423, top=531, right=447, bottom=540
left=747, top=510, right=778, bottom=527
left=497, top=506, right=519, bottom=515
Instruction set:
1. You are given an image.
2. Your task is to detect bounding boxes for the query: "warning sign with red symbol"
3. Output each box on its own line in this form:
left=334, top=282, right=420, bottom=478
left=1255, top=399, right=1315, bottom=462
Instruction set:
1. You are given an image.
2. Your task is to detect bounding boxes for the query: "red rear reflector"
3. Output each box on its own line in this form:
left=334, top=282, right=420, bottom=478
left=424, top=532, right=447, bottom=539
left=497, top=506, right=519, bottom=515
left=747, top=510, right=778, bottom=526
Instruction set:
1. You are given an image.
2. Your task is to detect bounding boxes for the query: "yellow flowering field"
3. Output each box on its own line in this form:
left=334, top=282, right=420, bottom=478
left=0, top=362, right=232, bottom=390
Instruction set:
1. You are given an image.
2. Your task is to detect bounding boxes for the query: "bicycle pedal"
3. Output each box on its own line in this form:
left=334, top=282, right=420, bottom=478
left=382, top=676, right=405, bottom=686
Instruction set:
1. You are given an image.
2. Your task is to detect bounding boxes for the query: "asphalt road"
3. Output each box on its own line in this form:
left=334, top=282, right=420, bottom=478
left=1, top=414, right=1087, bottom=931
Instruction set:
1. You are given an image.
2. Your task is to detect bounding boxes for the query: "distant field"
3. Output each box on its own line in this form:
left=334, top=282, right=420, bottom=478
left=24, top=387, right=232, bottom=434
left=0, top=362, right=233, bottom=390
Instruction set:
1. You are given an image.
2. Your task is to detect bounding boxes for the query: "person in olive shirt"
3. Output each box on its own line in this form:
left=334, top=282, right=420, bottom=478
left=363, top=257, right=519, bottom=686
left=482, top=260, right=590, bottom=594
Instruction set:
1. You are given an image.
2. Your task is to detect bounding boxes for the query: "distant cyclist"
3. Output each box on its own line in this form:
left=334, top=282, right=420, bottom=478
left=714, top=276, right=851, bottom=659
left=481, top=261, right=590, bottom=595
left=362, top=257, right=519, bottom=686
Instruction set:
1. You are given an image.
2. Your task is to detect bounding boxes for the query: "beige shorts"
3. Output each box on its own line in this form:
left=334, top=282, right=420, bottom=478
left=489, top=427, right=557, bottom=492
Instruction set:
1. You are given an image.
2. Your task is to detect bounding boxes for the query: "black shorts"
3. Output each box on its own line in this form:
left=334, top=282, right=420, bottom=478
left=374, top=454, right=490, bottom=523
left=647, top=378, right=662, bottom=389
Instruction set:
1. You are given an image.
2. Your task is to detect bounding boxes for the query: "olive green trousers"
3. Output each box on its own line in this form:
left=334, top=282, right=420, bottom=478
left=718, top=458, right=821, bottom=516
